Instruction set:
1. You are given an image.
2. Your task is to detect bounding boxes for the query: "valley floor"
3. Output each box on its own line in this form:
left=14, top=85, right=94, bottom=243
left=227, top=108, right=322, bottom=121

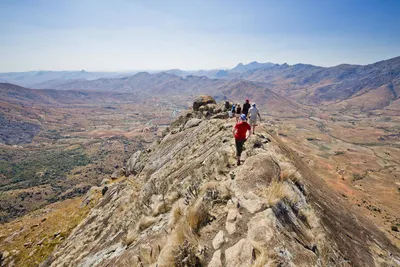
left=263, top=110, right=400, bottom=247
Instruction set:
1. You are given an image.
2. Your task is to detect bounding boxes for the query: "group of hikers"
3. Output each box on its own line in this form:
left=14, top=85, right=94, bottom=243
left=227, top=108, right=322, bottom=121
left=226, top=99, right=262, bottom=166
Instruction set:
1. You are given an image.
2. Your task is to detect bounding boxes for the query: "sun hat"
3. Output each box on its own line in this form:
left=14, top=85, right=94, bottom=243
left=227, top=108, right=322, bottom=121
left=240, top=114, right=247, bottom=121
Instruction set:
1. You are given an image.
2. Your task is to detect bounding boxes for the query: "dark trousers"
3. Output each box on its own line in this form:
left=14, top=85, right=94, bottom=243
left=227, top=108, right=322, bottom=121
left=235, top=138, right=246, bottom=157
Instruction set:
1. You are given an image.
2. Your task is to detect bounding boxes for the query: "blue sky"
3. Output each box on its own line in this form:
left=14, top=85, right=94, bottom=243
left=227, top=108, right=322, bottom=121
left=0, top=0, right=399, bottom=71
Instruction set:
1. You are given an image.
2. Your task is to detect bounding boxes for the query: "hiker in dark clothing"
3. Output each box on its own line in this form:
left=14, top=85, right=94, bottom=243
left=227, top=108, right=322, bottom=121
left=235, top=104, right=241, bottom=122
left=232, top=114, right=251, bottom=166
left=243, top=99, right=251, bottom=117
left=225, top=100, right=230, bottom=111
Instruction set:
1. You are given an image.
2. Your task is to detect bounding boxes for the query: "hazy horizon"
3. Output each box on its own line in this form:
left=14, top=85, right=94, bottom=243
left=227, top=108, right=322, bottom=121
left=1, top=55, right=400, bottom=74
left=1, top=0, right=400, bottom=72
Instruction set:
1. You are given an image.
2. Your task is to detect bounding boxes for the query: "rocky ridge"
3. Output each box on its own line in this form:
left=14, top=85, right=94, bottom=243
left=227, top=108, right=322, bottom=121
left=41, top=98, right=399, bottom=267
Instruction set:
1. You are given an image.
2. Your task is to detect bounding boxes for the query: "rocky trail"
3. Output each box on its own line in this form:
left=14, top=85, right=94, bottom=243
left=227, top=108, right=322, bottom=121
left=35, top=98, right=399, bottom=267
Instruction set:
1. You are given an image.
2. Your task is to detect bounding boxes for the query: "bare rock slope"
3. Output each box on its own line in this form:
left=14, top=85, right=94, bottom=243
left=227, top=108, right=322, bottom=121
left=43, top=103, right=399, bottom=266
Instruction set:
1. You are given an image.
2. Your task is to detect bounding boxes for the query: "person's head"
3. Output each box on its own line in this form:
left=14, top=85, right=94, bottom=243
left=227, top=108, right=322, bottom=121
left=252, top=103, right=256, bottom=107
left=240, top=114, right=247, bottom=121
left=246, top=99, right=249, bottom=103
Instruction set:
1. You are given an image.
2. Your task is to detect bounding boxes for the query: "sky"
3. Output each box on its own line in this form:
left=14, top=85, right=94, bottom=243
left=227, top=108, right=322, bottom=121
left=0, top=0, right=399, bottom=72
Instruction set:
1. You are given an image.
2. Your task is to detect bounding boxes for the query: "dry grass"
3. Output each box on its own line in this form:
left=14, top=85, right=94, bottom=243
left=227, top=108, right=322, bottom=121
left=172, top=220, right=200, bottom=249
left=0, top=197, right=97, bottom=267
left=251, top=241, right=269, bottom=267
left=186, top=201, right=209, bottom=233
left=299, top=207, right=320, bottom=229
left=138, top=240, right=165, bottom=265
left=250, top=241, right=279, bottom=267
left=199, top=181, right=220, bottom=194
left=279, top=162, right=302, bottom=183
left=125, top=229, right=138, bottom=247
left=137, top=216, right=158, bottom=232
left=157, top=221, right=200, bottom=267
left=168, top=201, right=185, bottom=229
left=261, top=181, right=290, bottom=207
left=126, top=215, right=158, bottom=247
left=152, top=201, right=169, bottom=217
left=166, top=191, right=180, bottom=203
left=157, top=199, right=209, bottom=266
left=200, top=181, right=233, bottom=203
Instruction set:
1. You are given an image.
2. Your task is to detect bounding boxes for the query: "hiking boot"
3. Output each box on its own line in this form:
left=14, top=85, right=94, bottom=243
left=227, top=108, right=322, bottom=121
left=237, top=159, right=241, bottom=166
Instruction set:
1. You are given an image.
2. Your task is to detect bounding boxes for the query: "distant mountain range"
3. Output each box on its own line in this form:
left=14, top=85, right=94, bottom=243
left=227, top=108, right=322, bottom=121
left=236, top=56, right=400, bottom=110
left=1, top=73, right=306, bottom=118
left=1, top=56, right=399, bottom=112
left=162, top=61, right=276, bottom=78
left=0, top=70, right=135, bottom=88
left=0, top=61, right=276, bottom=87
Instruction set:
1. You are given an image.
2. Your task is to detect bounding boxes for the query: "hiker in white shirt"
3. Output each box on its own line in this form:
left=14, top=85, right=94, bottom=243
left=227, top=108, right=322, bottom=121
left=248, top=103, right=262, bottom=134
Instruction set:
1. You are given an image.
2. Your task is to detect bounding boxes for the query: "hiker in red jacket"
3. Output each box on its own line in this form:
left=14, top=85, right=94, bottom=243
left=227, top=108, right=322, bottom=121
left=232, top=114, right=252, bottom=166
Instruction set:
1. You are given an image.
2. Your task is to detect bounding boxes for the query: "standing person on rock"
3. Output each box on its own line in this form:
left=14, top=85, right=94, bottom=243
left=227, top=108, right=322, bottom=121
left=235, top=103, right=241, bottom=123
left=232, top=114, right=251, bottom=166
left=248, top=103, right=262, bottom=134
left=242, top=99, right=251, bottom=117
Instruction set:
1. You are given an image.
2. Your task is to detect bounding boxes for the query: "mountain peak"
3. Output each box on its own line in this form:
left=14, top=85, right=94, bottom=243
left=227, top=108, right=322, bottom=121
left=232, top=61, right=275, bottom=73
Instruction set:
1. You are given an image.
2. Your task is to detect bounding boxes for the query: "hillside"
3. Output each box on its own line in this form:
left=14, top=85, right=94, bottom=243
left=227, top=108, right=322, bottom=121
left=0, top=83, right=162, bottom=224
left=37, top=101, right=399, bottom=267
left=30, top=73, right=308, bottom=117
left=29, top=56, right=400, bottom=112
left=34, top=72, right=222, bottom=95
left=0, top=71, right=130, bottom=88
left=0, top=83, right=139, bottom=106
left=238, top=56, right=400, bottom=109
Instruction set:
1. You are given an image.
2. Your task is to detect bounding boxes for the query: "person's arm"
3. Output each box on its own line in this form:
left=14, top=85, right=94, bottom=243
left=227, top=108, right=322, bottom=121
left=232, top=127, right=237, bottom=136
left=246, top=125, right=252, bottom=140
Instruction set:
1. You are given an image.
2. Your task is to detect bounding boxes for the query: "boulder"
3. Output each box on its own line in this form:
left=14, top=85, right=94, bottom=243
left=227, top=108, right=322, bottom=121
left=225, top=239, right=253, bottom=267
left=184, top=118, right=203, bottom=129
left=235, top=154, right=280, bottom=193
left=111, top=170, right=120, bottom=179
left=210, top=113, right=229, bottom=120
left=208, top=250, right=222, bottom=267
left=247, top=209, right=276, bottom=247
left=193, top=95, right=216, bottom=111
left=206, top=103, right=217, bottom=112
left=212, top=231, right=225, bottom=250
left=125, top=151, right=143, bottom=176
left=238, top=191, right=268, bottom=214
left=226, top=208, right=240, bottom=235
